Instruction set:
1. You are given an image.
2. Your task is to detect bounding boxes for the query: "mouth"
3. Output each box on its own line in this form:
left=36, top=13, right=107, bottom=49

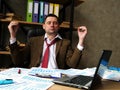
left=49, top=28, right=56, bottom=31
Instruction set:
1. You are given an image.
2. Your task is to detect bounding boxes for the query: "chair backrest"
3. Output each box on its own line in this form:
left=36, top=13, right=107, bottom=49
left=27, top=28, right=45, bottom=39
left=21, top=26, right=71, bottom=41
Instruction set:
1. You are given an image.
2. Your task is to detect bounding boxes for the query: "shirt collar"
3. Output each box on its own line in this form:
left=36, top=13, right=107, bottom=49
left=44, top=33, right=62, bottom=41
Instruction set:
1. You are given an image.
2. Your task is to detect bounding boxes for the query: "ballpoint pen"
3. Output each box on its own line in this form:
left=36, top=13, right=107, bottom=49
left=35, top=73, right=59, bottom=79
left=29, top=73, right=61, bottom=79
left=0, top=79, right=14, bottom=85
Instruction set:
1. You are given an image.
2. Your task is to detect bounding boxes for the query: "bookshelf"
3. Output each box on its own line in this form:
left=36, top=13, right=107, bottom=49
left=0, top=0, right=84, bottom=55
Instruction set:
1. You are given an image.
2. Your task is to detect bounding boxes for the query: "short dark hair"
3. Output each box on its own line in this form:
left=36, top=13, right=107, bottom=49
left=44, top=14, right=60, bottom=24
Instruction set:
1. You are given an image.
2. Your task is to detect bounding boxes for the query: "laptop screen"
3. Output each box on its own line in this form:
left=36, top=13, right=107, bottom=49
left=89, top=50, right=112, bottom=90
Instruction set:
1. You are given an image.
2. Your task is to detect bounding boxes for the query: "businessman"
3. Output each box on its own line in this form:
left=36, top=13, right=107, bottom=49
left=8, top=14, right=87, bottom=69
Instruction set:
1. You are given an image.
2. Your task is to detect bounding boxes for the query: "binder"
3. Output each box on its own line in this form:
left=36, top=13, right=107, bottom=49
left=44, top=2, right=49, bottom=19
left=49, top=3, right=54, bottom=14
left=32, top=0, right=39, bottom=22
left=54, top=4, right=60, bottom=17
left=39, top=1, right=44, bottom=23
left=26, top=0, right=33, bottom=22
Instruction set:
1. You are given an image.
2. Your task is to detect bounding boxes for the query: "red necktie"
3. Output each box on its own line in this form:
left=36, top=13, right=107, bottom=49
left=41, top=39, right=56, bottom=68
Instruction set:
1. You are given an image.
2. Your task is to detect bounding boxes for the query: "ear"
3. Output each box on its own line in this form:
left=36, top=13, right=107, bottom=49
left=42, top=24, right=45, bottom=29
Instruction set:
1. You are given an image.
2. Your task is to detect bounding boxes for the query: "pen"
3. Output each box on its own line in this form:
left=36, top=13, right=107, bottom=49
left=0, top=79, right=14, bottom=85
left=34, top=74, right=60, bottom=79
left=36, top=74, right=58, bottom=78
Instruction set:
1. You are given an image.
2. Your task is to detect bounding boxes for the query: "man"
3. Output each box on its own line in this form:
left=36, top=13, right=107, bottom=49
left=8, top=14, right=87, bottom=69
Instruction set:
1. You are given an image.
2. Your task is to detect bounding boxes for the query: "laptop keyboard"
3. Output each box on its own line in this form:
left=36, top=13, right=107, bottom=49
left=65, top=75, right=93, bottom=85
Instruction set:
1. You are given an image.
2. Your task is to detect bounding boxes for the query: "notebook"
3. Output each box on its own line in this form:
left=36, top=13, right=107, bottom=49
left=53, top=50, right=112, bottom=90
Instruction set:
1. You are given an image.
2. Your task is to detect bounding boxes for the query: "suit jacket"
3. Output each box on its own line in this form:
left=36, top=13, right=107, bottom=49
left=9, top=35, right=82, bottom=69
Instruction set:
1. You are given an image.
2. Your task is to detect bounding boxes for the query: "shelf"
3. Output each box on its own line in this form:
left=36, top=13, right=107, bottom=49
left=19, top=43, right=25, bottom=47
left=0, top=43, right=25, bottom=55
left=0, top=51, right=10, bottom=55
left=0, top=19, right=43, bottom=26
left=0, top=19, right=77, bottom=30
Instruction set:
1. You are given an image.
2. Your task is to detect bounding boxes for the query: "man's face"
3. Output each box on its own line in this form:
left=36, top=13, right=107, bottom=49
left=43, top=16, right=59, bottom=35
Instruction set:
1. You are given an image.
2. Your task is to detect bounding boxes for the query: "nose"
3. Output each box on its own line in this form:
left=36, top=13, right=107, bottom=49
left=50, top=22, right=54, bottom=25
left=49, top=22, right=55, bottom=27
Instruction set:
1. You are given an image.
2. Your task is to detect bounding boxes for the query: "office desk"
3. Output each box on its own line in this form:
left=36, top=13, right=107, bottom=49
left=49, top=80, right=120, bottom=90
left=0, top=68, right=120, bottom=90
left=96, top=80, right=120, bottom=90
left=49, top=84, right=79, bottom=90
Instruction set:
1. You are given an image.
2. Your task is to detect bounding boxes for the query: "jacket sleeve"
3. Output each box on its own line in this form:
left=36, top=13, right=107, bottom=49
left=66, top=40, right=83, bottom=68
left=9, top=41, right=31, bottom=67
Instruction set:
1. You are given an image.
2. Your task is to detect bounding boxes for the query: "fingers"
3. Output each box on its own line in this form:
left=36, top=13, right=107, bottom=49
left=8, top=21, right=19, bottom=31
left=78, top=26, right=87, bottom=32
left=9, top=21, right=19, bottom=27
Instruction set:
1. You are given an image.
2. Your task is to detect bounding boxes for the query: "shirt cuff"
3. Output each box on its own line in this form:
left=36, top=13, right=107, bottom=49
left=77, top=44, right=84, bottom=51
left=10, top=38, right=16, bottom=44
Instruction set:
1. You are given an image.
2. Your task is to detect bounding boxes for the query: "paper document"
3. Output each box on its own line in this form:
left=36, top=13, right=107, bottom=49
left=0, top=68, right=54, bottom=90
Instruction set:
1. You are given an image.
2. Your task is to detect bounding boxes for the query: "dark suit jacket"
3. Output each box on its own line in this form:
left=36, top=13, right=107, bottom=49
left=9, top=35, right=82, bottom=69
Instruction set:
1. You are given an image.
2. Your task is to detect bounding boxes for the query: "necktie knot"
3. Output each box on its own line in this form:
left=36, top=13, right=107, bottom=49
left=45, top=38, right=56, bottom=47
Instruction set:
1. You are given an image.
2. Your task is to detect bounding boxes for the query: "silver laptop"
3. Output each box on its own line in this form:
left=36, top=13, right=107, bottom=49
left=53, top=50, right=112, bottom=90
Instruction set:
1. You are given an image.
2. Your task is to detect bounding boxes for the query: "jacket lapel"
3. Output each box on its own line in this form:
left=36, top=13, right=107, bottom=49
left=56, top=40, right=62, bottom=56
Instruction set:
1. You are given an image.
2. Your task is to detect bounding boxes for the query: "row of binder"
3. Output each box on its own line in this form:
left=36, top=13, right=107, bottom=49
left=26, top=0, right=60, bottom=23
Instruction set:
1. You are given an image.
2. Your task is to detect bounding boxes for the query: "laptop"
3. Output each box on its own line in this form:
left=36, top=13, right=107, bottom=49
left=53, top=50, right=112, bottom=90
